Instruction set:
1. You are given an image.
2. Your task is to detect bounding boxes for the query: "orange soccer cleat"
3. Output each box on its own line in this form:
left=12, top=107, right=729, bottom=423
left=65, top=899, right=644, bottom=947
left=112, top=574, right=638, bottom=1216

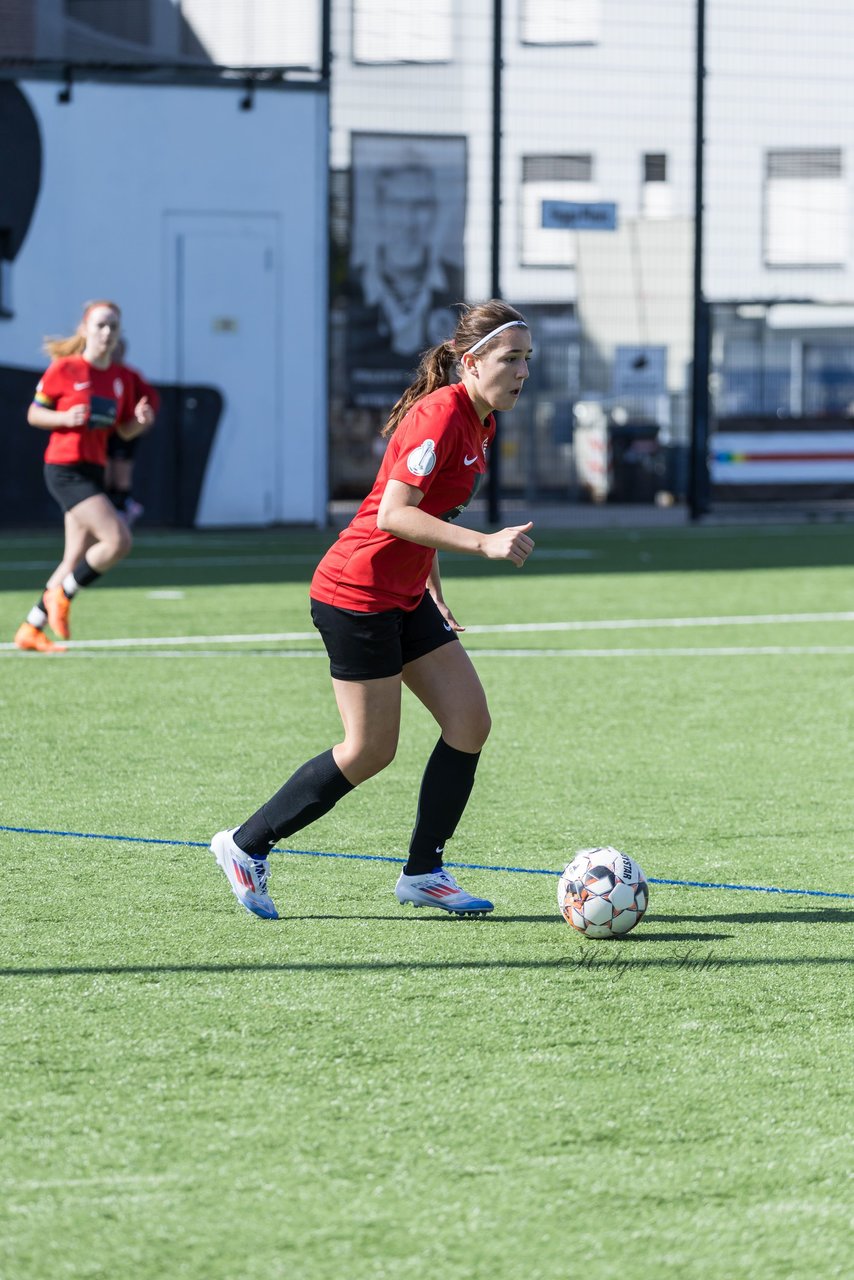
left=43, top=586, right=72, bottom=639
left=14, top=622, right=67, bottom=653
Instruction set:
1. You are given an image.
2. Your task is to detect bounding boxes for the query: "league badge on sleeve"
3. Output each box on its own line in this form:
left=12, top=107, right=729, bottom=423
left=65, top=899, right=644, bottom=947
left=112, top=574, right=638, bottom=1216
left=407, top=439, right=437, bottom=477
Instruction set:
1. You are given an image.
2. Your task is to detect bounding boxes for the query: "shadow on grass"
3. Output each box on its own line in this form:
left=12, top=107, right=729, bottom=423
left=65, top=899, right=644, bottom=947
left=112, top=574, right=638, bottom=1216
left=285, top=915, right=734, bottom=942
left=4, top=523, right=854, bottom=593
left=3, top=952, right=852, bottom=978
left=661, top=909, right=854, bottom=925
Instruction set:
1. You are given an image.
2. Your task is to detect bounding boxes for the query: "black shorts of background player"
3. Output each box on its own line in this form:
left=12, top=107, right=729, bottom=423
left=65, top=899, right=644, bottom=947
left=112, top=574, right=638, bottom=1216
left=106, top=430, right=144, bottom=525
left=105, top=337, right=150, bottom=524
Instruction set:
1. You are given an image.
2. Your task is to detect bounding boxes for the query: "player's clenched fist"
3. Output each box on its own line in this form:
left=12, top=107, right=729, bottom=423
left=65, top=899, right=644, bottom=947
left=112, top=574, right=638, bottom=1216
left=484, top=521, right=535, bottom=566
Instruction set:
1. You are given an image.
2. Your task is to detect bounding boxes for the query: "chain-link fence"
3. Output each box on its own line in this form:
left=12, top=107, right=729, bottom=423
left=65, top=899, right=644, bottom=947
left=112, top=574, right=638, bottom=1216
left=4, top=1, right=854, bottom=519
left=704, top=1, right=854, bottom=509
left=329, top=0, right=854, bottom=516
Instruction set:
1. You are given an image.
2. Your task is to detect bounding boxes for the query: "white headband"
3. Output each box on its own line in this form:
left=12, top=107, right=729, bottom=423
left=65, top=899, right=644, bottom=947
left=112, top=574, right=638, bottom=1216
left=466, top=320, right=529, bottom=355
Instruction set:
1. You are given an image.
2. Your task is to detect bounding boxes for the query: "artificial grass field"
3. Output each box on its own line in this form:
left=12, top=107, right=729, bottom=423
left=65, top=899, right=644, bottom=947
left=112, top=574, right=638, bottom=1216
left=1, top=521, right=852, bottom=1280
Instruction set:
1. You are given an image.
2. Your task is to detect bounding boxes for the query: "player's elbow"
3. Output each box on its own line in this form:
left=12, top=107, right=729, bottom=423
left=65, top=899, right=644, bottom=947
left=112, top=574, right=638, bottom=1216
left=376, top=503, right=400, bottom=536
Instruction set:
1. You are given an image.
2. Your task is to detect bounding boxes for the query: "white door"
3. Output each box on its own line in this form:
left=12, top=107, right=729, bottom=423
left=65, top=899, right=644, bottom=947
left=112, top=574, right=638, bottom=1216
left=168, top=214, right=280, bottom=526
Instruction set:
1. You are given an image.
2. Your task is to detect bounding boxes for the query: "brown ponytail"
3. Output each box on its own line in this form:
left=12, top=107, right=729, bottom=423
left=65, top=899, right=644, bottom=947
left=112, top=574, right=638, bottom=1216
left=380, top=298, right=528, bottom=438
left=381, top=341, right=458, bottom=438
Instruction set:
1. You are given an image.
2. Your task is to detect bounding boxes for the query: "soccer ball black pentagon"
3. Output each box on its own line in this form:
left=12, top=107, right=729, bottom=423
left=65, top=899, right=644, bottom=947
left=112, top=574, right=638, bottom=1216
left=557, top=846, right=649, bottom=938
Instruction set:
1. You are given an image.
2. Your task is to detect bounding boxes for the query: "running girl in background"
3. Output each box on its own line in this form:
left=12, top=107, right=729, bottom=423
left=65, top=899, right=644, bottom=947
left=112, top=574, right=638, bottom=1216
left=14, top=300, right=159, bottom=652
left=212, top=298, right=535, bottom=920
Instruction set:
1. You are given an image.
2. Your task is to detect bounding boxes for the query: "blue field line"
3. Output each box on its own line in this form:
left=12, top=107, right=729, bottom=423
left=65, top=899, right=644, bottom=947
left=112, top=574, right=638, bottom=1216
left=1, top=823, right=852, bottom=901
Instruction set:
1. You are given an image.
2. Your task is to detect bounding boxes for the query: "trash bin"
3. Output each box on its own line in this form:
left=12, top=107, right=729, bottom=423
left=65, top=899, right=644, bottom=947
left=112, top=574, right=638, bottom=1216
left=607, top=420, right=665, bottom=502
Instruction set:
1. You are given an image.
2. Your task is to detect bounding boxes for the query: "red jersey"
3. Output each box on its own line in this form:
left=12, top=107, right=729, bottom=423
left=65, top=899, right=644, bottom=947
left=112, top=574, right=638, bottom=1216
left=311, top=382, right=495, bottom=612
left=34, top=357, right=159, bottom=468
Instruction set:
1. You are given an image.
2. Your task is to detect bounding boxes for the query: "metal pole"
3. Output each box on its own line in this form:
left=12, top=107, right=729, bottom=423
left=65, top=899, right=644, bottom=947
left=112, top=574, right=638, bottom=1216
left=689, top=0, right=710, bottom=520
left=320, top=0, right=332, bottom=83
left=487, top=0, right=503, bottom=525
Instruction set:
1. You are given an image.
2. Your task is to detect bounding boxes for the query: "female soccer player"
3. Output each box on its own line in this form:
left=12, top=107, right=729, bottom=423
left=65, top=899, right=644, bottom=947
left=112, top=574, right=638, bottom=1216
left=14, top=301, right=158, bottom=652
left=212, top=298, right=535, bottom=920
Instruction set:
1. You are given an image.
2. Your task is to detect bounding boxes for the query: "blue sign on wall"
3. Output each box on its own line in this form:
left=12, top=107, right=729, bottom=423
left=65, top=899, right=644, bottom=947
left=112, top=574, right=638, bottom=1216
left=541, top=200, right=618, bottom=231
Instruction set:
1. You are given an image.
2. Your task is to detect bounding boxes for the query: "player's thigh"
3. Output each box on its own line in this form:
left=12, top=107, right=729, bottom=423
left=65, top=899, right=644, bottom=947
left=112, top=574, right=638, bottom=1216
left=403, top=641, right=491, bottom=752
left=62, top=506, right=96, bottom=565
left=331, top=674, right=403, bottom=781
left=71, top=492, right=130, bottom=547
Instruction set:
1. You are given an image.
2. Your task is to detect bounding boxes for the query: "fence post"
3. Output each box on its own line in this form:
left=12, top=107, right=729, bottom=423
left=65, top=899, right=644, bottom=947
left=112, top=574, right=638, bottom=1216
left=487, top=0, right=503, bottom=525
left=689, top=0, right=710, bottom=519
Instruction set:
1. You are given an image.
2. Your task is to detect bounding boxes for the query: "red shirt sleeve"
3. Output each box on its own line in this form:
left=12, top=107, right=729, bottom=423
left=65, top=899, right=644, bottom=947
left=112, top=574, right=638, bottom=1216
left=33, top=360, right=70, bottom=408
left=387, top=399, right=456, bottom=496
left=119, top=364, right=161, bottom=420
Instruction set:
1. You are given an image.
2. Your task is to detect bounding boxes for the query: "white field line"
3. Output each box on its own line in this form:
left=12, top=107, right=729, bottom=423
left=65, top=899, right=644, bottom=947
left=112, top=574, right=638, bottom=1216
left=3, top=646, right=854, bottom=660
left=470, top=611, right=854, bottom=633
left=1, top=609, right=853, bottom=653
left=474, top=646, right=854, bottom=657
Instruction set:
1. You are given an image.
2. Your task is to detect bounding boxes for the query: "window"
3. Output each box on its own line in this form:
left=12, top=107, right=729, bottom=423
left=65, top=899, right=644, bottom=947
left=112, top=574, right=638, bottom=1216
left=64, top=0, right=151, bottom=45
left=643, top=154, right=667, bottom=184
left=352, top=0, right=453, bottom=64
left=641, top=152, right=672, bottom=219
left=520, top=0, right=600, bottom=46
left=520, top=155, right=596, bottom=267
left=764, top=149, right=847, bottom=267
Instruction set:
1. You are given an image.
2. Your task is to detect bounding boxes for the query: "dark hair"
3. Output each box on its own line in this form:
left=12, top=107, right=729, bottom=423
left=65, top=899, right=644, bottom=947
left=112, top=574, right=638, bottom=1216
left=381, top=299, right=528, bottom=438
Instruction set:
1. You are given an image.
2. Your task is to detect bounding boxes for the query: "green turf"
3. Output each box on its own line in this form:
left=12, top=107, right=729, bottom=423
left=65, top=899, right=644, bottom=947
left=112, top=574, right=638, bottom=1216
left=1, top=523, right=852, bottom=1280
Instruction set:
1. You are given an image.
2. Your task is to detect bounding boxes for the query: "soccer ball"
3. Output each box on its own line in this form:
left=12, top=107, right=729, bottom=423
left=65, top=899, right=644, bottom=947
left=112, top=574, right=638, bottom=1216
left=557, top=846, right=649, bottom=938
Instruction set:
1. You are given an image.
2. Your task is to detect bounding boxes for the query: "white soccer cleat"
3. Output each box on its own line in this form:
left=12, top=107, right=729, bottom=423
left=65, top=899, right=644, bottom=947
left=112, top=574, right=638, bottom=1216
left=211, top=829, right=279, bottom=920
left=395, top=868, right=494, bottom=917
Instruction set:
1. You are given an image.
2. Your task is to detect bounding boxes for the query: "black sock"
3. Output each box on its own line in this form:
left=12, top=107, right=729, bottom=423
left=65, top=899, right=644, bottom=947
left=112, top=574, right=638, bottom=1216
left=109, top=488, right=129, bottom=512
left=404, top=737, right=481, bottom=876
left=234, top=749, right=354, bottom=858
left=72, top=557, right=101, bottom=590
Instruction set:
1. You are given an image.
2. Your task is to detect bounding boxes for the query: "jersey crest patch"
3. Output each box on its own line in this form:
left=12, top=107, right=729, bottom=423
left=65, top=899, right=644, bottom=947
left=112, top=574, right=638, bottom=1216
left=407, top=439, right=437, bottom=477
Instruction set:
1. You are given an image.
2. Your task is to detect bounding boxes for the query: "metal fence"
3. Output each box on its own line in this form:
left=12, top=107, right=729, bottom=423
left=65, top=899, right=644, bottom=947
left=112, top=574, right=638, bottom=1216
left=328, top=0, right=854, bottom=516
left=4, top=1, right=854, bottom=519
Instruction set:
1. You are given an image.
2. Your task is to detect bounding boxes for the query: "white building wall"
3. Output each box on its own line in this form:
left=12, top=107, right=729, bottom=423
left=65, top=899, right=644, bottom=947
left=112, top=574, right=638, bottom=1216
left=705, top=0, right=854, bottom=301
left=2, top=80, right=328, bottom=526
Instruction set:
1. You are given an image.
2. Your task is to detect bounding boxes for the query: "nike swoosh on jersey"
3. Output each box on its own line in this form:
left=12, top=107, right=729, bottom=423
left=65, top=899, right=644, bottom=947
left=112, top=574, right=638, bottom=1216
left=463, top=454, right=479, bottom=465
left=74, top=382, right=91, bottom=390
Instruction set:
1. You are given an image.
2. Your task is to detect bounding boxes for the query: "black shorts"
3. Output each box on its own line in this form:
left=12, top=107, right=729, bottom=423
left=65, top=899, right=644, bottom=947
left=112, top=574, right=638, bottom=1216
left=310, top=591, right=458, bottom=681
left=44, top=462, right=106, bottom=514
left=107, top=433, right=139, bottom=461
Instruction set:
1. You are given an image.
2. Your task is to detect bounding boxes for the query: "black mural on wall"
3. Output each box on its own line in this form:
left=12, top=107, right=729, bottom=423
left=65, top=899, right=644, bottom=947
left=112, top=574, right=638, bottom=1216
left=0, top=82, right=42, bottom=302
left=0, top=367, right=223, bottom=527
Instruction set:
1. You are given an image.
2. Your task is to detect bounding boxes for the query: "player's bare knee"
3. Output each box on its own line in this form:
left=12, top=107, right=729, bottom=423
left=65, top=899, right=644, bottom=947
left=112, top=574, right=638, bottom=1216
left=365, top=740, right=398, bottom=776
left=477, top=706, right=493, bottom=747
left=444, top=706, right=491, bottom=753
left=344, top=739, right=397, bottom=782
left=110, top=524, right=133, bottom=560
